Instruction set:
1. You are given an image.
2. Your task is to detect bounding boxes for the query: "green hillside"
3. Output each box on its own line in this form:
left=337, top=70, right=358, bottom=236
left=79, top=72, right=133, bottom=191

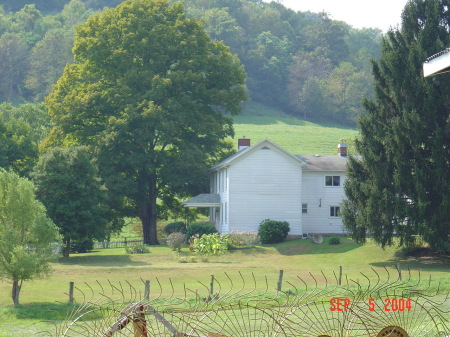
left=233, top=102, right=359, bottom=155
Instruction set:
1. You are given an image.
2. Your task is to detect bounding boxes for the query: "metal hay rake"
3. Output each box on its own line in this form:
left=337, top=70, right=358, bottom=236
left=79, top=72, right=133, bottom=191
left=41, top=269, right=449, bottom=337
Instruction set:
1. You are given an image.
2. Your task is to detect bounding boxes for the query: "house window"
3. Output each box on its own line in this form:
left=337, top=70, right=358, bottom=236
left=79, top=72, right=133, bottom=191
left=330, top=206, right=340, bottom=217
left=326, top=176, right=340, bottom=186
left=302, top=203, right=308, bottom=214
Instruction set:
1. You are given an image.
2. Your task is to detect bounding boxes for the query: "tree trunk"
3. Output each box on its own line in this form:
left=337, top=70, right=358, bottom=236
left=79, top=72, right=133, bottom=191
left=139, top=177, right=159, bottom=245
left=12, top=279, right=21, bottom=306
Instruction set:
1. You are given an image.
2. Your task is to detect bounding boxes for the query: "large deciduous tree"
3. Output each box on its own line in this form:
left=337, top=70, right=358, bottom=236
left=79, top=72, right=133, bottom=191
left=32, top=146, right=113, bottom=257
left=341, top=0, right=450, bottom=254
left=0, top=169, right=60, bottom=306
left=45, top=0, right=247, bottom=244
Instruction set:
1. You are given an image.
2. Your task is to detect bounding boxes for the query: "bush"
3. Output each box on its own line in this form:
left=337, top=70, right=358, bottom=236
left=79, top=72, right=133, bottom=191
left=166, top=232, right=185, bottom=251
left=70, top=238, right=94, bottom=253
left=125, top=244, right=149, bottom=254
left=185, top=222, right=217, bottom=243
left=329, top=237, right=341, bottom=245
left=164, top=221, right=187, bottom=235
left=192, top=233, right=230, bottom=255
left=258, top=219, right=290, bottom=244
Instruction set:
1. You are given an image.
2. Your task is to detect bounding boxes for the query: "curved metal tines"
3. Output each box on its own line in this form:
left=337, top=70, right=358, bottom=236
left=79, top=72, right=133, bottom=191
left=53, top=271, right=449, bottom=337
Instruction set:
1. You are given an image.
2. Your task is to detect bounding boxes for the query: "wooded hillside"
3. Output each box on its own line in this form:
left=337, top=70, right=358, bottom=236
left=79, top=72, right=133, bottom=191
left=0, top=0, right=381, bottom=125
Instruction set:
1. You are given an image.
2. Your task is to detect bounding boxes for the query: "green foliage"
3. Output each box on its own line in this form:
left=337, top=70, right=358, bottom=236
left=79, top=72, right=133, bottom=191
left=0, top=169, right=60, bottom=305
left=185, top=222, right=218, bottom=243
left=0, top=0, right=379, bottom=126
left=166, top=232, right=185, bottom=252
left=0, top=104, right=42, bottom=176
left=0, top=32, right=30, bottom=101
left=341, top=0, right=450, bottom=255
left=70, top=238, right=94, bottom=253
left=45, top=0, right=247, bottom=245
left=191, top=233, right=230, bottom=255
left=25, top=28, right=74, bottom=101
left=125, top=244, right=149, bottom=254
left=31, top=146, right=115, bottom=258
left=329, top=237, right=340, bottom=245
left=398, top=235, right=427, bottom=257
left=164, top=222, right=187, bottom=235
left=258, top=219, right=290, bottom=244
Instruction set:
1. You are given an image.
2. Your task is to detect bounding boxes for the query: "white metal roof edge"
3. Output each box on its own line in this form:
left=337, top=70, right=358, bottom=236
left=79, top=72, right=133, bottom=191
left=423, top=49, right=450, bottom=77
left=209, top=138, right=307, bottom=172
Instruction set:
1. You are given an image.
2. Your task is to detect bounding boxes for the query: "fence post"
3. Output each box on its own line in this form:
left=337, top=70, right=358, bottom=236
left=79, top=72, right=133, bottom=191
left=69, top=281, right=74, bottom=304
left=277, top=270, right=284, bottom=291
left=339, top=266, right=342, bottom=285
left=124, top=237, right=127, bottom=247
left=397, top=263, right=402, bottom=280
left=210, top=275, right=215, bottom=298
left=144, top=280, right=150, bottom=300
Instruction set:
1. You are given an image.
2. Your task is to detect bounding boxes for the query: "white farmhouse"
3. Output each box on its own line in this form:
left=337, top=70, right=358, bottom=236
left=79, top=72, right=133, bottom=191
left=183, top=138, right=349, bottom=236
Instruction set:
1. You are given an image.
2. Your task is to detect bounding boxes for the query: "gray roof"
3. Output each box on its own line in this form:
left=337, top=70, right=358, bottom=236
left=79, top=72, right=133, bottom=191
left=295, top=154, right=348, bottom=172
left=182, top=193, right=221, bottom=207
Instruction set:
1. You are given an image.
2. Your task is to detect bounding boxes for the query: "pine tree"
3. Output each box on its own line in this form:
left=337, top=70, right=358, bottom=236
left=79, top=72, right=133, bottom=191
left=341, top=0, right=450, bottom=254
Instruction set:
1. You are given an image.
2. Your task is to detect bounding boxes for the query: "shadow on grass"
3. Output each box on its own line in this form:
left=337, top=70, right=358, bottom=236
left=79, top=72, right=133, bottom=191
left=229, top=246, right=268, bottom=255
left=1, top=302, right=77, bottom=321
left=370, top=248, right=450, bottom=273
left=57, top=254, right=150, bottom=267
left=273, top=238, right=361, bottom=256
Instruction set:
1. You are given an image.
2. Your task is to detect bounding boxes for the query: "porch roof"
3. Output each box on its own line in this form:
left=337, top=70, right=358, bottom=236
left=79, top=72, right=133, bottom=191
left=182, top=193, right=221, bottom=207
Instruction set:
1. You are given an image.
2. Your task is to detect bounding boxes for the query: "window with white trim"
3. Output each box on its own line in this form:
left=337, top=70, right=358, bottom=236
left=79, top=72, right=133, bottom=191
left=330, top=206, right=340, bottom=217
left=326, top=176, right=340, bottom=186
left=302, top=203, right=308, bottom=214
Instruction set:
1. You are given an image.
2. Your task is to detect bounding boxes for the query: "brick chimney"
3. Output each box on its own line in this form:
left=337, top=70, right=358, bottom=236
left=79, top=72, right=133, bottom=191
left=338, top=140, right=347, bottom=157
left=238, top=137, right=250, bottom=151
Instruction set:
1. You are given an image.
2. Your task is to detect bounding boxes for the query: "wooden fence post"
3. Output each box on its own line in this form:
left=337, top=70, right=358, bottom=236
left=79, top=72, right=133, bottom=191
left=210, top=275, right=215, bottom=298
left=339, top=266, right=342, bottom=285
left=397, top=263, right=402, bottom=280
left=144, top=280, right=150, bottom=300
left=277, top=270, right=284, bottom=291
left=69, top=281, right=74, bottom=304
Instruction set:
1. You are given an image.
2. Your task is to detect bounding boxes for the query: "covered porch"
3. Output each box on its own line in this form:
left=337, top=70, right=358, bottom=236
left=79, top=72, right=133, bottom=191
left=182, top=194, right=224, bottom=232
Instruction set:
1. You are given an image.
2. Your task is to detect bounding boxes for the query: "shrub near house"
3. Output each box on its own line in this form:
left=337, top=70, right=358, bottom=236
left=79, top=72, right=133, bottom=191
left=258, top=219, right=290, bottom=244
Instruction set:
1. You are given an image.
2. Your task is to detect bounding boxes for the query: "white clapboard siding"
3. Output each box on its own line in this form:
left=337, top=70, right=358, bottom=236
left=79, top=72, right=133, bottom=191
left=227, top=144, right=303, bottom=235
left=301, top=171, right=346, bottom=233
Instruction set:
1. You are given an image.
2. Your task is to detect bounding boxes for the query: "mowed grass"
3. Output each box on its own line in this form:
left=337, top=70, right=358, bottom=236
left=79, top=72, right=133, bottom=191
left=0, top=238, right=448, bottom=336
left=232, top=101, right=359, bottom=154
left=0, top=105, right=447, bottom=336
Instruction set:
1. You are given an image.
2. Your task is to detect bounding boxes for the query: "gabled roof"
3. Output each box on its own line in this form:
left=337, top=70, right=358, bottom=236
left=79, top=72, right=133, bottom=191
left=209, top=138, right=306, bottom=172
left=296, top=154, right=348, bottom=172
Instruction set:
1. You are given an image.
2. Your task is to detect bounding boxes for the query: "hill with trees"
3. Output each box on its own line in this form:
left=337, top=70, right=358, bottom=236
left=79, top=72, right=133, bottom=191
left=0, top=0, right=381, bottom=125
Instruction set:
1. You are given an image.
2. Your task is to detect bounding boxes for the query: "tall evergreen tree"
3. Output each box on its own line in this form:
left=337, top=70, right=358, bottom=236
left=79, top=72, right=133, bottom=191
left=341, top=0, right=450, bottom=254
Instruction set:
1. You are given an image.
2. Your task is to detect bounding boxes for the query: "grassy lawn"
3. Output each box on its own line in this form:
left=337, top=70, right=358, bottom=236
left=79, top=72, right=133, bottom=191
left=233, top=102, right=359, bottom=155
left=0, top=237, right=448, bottom=336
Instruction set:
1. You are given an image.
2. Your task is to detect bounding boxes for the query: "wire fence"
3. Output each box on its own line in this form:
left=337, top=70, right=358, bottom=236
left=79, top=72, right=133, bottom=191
left=93, top=237, right=167, bottom=249
left=93, top=237, right=145, bottom=249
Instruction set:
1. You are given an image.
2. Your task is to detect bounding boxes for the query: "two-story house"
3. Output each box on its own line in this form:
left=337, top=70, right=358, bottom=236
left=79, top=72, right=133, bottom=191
left=182, top=138, right=348, bottom=236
